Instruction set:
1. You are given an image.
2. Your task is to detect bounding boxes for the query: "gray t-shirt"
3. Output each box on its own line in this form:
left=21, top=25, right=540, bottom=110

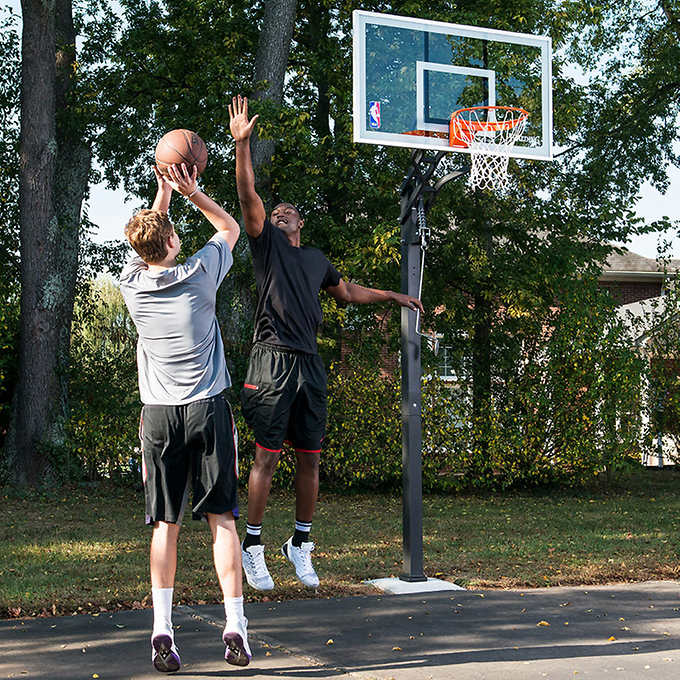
left=120, top=233, right=233, bottom=405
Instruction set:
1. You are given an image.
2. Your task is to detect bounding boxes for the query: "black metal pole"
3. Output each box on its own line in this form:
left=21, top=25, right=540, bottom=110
left=397, top=151, right=468, bottom=583
left=399, top=199, right=426, bottom=583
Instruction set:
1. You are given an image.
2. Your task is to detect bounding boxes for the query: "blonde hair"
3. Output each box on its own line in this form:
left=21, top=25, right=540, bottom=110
left=124, top=209, right=174, bottom=263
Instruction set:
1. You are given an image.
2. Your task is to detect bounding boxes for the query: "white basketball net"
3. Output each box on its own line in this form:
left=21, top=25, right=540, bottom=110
left=450, top=107, right=528, bottom=193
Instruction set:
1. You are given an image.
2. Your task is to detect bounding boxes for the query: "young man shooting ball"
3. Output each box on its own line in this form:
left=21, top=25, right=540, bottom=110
left=228, top=95, right=424, bottom=591
left=120, top=163, right=251, bottom=671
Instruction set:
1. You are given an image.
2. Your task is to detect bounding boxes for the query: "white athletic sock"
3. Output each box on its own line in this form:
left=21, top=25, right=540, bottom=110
left=246, top=523, right=262, bottom=536
left=152, top=587, right=174, bottom=637
left=224, top=596, right=245, bottom=630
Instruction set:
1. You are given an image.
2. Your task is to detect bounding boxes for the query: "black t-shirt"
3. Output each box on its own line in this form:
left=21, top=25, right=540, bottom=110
left=248, top=219, right=342, bottom=354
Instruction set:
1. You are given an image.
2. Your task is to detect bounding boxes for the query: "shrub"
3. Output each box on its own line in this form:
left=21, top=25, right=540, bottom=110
left=0, top=297, right=19, bottom=451
left=68, top=278, right=140, bottom=482
left=61, top=274, right=665, bottom=492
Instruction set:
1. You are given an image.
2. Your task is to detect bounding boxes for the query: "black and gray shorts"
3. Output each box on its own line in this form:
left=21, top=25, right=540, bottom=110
left=240, top=342, right=327, bottom=453
left=139, top=393, right=239, bottom=525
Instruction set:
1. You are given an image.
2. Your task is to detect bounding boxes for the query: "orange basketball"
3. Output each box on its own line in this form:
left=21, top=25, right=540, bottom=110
left=155, top=129, right=208, bottom=176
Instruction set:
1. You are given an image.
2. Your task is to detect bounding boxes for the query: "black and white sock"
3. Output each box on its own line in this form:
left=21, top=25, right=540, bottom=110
left=292, top=520, right=312, bottom=547
left=243, top=523, right=262, bottom=549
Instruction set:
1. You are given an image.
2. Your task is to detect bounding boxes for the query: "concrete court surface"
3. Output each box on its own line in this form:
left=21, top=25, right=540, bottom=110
left=2, top=581, right=680, bottom=680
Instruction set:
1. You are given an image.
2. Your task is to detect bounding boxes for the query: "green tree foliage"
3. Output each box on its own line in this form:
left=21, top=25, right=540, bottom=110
left=564, top=0, right=680, bottom=195
left=65, top=272, right=664, bottom=490
left=68, top=278, right=140, bottom=481
left=629, top=269, right=680, bottom=465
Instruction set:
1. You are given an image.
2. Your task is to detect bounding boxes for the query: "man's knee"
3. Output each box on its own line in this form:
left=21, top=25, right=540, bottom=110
left=295, top=452, right=320, bottom=474
left=253, top=447, right=280, bottom=477
left=153, top=520, right=180, bottom=535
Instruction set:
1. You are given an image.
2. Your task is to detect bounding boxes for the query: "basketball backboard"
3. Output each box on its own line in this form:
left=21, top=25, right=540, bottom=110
left=353, top=11, right=553, bottom=160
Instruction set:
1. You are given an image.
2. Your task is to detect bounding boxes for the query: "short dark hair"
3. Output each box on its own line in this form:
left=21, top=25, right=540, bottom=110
left=273, top=202, right=302, bottom=219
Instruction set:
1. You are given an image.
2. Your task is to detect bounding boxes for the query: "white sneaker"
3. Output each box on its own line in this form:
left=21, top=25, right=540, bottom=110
left=241, top=542, right=274, bottom=590
left=223, top=617, right=251, bottom=667
left=281, top=536, right=320, bottom=588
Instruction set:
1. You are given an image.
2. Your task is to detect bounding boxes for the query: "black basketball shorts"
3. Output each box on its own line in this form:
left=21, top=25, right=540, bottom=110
left=139, top=393, right=239, bottom=525
left=240, top=342, right=327, bottom=453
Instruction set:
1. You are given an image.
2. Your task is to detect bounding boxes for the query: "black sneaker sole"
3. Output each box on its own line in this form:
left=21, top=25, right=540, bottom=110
left=152, top=634, right=180, bottom=673
left=223, top=631, right=251, bottom=667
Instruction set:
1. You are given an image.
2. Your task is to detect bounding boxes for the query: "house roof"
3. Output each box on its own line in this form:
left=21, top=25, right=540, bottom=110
left=601, top=249, right=680, bottom=281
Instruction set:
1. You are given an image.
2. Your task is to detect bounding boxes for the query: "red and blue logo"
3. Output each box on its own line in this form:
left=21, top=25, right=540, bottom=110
left=368, top=101, right=381, bottom=129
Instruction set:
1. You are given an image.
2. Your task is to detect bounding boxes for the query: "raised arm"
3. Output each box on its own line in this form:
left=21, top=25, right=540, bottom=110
left=165, top=163, right=240, bottom=251
left=326, top=279, right=424, bottom=313
left=151, top=166, right=172, bottom=213
left=229, top=95, right=266, bottom=238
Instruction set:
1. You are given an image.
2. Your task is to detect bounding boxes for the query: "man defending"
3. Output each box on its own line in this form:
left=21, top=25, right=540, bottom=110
left=120, top=164, right=251, bottom=671
left=229, top=95, right=424, bottom=591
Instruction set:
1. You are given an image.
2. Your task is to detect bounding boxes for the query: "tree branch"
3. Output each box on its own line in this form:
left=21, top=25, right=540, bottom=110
left=660, top=0, right=680, bottom=42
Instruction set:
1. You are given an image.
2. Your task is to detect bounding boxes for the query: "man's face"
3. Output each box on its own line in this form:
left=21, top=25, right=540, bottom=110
left=271, top=203, right=302, bottom=235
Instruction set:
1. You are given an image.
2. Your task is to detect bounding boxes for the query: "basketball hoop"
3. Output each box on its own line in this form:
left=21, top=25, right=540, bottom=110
left=449, top=106, right=528, bottom=192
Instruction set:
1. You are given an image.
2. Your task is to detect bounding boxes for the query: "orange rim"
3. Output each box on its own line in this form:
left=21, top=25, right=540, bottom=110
left=449, top=106, right=529, bottom=147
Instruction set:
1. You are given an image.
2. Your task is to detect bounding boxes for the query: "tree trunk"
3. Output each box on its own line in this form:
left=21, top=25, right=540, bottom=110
left=54, top=0, right=92, bottom=395
left=250, top=0, right=298, bottom=208
left=303, top=1, right=345, bottom=227
left=5, top=0, right=90, bottom=487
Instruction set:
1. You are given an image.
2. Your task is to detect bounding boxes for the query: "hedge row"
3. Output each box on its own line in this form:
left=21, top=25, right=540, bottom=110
left=4, top=277, right=677, bottom=490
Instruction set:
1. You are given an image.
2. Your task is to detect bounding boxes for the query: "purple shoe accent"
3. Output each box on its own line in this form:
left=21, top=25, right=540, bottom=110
left=223, top=631, right=251, bottom=667
left=152, top=634, right=181, bottom=673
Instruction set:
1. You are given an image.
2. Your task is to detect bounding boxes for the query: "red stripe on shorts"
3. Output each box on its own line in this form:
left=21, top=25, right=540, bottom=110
left=244, top=383, right=258, bottom=390
left=256, top=442, right=282, bottom=453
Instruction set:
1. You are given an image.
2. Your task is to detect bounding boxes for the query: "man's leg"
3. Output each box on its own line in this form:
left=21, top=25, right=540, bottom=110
left=294, top=450, right=320, bottom=532
left=241, top=445, right=280, bottom=591
left=281, top=450, right=321, bottom=588
left=281, top=351, right=325, bottom=587
left=149, top=521, right=181, bottom=672
left=246, top=445, right=281, bottom=529
left=207, top=512, right=251, bottom=667
left=150, top=521, right=181, bottom=591
left=207, top=511, right=243, bottom=599
left=243, top=445, right=281, bottom=548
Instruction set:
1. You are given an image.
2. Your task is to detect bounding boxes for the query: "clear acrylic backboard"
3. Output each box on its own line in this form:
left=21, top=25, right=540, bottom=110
left=352, top=10, right=553, bottom=161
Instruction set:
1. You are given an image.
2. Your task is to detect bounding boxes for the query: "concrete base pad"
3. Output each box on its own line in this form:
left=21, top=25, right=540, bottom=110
left=365, top=576, right=465, bottom=594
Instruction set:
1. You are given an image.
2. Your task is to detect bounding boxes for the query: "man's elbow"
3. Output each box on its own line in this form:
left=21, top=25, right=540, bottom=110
left=237, top=187, right=259, bottom=207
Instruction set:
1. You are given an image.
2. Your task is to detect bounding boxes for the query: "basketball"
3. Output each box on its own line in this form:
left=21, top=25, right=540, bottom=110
left=155, top=129, right=208, bottom=176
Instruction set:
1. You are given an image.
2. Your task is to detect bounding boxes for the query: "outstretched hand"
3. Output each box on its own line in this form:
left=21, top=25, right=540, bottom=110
left=229, top=95, right=259, bottom=142
left=393, top=293, right=425, bottom=314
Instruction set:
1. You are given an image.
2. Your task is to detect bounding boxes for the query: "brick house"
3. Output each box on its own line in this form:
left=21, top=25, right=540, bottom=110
left=599, top=249, right=679, bottom=305
left=601, top=249, right=680, bottom=466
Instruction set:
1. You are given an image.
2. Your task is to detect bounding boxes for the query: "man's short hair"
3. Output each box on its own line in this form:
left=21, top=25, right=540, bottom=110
left=274, top=202, right=302, bottom=219
left=125, top=209, right=174, bottom=263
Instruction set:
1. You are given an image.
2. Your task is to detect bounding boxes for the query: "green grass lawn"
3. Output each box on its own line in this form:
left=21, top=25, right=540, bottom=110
left=1, top=469, right=679, bottom=618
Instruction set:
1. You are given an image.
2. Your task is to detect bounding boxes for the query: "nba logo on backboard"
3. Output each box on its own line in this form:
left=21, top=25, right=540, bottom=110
left=368, top=101, right=381, bottom=129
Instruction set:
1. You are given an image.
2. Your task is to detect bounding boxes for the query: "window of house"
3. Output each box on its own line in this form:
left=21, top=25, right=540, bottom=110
left=436, top=346, right=458, bottom=382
